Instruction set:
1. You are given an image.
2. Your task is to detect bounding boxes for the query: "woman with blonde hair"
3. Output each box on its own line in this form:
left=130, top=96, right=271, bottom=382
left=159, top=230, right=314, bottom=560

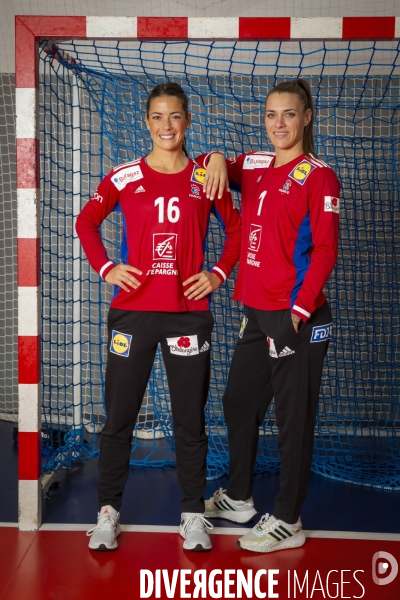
left=199, top=79, right=340, bottom=553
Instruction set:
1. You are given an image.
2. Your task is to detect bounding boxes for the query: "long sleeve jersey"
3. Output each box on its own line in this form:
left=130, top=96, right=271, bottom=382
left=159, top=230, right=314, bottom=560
left=76, top=157, right=242, bottom=312
left=199, top=152, right=340, bottom=321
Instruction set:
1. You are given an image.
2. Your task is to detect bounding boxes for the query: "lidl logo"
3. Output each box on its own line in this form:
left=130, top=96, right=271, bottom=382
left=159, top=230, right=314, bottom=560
left=289, top=160, right=316, bottom=185
left=110, top=330, right=132, bottom=357
left=191, top=166, right=207, bottom=185
left=239, top=316, right=248, bottom=339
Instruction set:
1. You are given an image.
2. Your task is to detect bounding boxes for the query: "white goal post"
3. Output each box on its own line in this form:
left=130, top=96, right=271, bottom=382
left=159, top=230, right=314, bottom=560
left=15, top=14, right=400, bottom=530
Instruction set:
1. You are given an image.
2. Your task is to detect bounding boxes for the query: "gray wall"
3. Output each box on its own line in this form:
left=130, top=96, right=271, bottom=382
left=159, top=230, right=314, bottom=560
left=2, top=0, right=400, bottom=73
left=0, top=74, right=17, bottom=419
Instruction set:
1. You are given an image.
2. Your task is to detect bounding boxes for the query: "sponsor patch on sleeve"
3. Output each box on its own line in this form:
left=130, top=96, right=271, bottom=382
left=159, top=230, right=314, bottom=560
left=110, top=330, right=132, bottom=357
left=288, top=160, right=316, bottom=185
left=111, top=165, right=143, bottom=191
left=167, top=335, right=199, bottom=356
left=311, top=323, right=332, bottom=343
left=324, top=196, right=340, bottom=214
left=90, top=191, right=103, bottom=203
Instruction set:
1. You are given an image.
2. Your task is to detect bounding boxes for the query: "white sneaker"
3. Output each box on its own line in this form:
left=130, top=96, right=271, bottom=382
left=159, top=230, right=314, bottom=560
left=205, top=488, right=257, bottom=523
left=180, top=513, right=213, bottom=551
left=238, top=513, right=305, bottom=553
left=86, top=505, right=121, bottom=551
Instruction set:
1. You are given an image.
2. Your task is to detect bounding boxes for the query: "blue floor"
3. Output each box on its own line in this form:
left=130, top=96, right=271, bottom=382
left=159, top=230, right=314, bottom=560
left=1, top=419, right=399, bottom=533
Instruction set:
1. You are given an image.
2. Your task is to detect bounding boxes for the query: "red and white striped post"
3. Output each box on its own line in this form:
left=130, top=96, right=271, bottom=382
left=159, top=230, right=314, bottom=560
left=15, top=14, right=399, bottom=530
left=16, top=18, right=41, bottom=531
left=15, top=16, right=86, bottom=530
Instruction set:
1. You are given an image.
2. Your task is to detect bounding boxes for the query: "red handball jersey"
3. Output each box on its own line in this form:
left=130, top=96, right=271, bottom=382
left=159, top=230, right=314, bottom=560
left=75, top=157, right=241, bottom=312
left=199, top=152, right=340, bottom=321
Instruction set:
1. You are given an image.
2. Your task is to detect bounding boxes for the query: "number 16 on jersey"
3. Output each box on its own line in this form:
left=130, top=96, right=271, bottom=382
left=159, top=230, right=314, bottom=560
left=154, top=197, right=180, bottom=223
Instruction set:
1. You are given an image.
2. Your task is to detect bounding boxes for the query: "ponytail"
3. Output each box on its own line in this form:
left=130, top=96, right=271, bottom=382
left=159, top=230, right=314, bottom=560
left=266, top=79, right=317, bottom=158
left=182, top=136, right=189, bottom=158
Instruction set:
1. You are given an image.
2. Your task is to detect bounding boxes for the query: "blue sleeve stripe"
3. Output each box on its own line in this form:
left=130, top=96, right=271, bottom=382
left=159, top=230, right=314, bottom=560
left=212, top=205, right=226, bottom=231
left=112, top=285, right=120, bottom=301
left=111, top=202, right=126, bottom=302
left=120, top=210, right=129, bottom=265
left=290, top=212, right=312, bottom=308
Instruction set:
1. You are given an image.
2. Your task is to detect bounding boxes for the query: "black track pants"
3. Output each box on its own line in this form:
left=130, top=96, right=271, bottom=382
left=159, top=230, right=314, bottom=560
left=97, top=309, right=214, bottom=514
left=224, top=303, right=332, bottom=524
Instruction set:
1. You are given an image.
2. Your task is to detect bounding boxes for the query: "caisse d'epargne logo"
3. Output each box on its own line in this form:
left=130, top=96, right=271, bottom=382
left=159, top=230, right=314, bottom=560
left=153, top=233, right=177, bottom=260
left=248, top=224, right=262, bottom=252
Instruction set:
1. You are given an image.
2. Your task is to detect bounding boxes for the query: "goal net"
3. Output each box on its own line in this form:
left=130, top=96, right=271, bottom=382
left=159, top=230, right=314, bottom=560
left=37, top=38, right=399, bottom=489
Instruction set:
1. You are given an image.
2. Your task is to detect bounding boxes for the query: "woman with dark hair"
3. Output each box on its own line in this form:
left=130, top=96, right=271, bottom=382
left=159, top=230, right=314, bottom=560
left=198, top=79, right=340, bottom=553
left=77, top=82, right=241, bottom=552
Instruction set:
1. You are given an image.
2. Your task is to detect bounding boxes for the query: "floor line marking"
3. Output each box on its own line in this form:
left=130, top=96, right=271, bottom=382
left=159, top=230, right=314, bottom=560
left=4, top=522, right=394, bottom=541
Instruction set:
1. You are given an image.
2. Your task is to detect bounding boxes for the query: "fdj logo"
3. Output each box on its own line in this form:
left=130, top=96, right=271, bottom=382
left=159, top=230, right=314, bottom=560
left=372, top=552, right=398, bottom=586
left=110, top=330, right=132, bottom=357
left=311, top=323, right=332, bottom=343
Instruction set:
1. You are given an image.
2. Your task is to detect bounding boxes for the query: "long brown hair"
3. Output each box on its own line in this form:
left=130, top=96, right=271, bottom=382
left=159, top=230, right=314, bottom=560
left=146, top=82, right=189, bottom=157
left=266, top=79, right=317, bottom=158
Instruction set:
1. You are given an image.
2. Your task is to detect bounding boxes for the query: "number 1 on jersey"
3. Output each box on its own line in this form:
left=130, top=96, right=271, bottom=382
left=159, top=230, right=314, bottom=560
left=257, top=191, right=267, bottom=216
left=155, top=197, right=180, bottom=223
